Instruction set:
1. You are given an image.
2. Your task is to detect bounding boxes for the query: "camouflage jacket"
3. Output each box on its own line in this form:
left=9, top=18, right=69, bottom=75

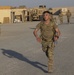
left=36, top=21, right=58, bottom=41
left=66, top=12, right=71, bottom=17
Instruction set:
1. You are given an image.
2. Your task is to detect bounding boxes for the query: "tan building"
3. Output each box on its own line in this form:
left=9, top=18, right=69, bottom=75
left=0, top=6, right=12, bottom=24
left=0, top=6, right=28, bottom=24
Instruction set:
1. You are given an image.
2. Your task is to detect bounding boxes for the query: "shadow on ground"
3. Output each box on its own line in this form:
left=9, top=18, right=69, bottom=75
left=1, top=48, right=48, bottom=73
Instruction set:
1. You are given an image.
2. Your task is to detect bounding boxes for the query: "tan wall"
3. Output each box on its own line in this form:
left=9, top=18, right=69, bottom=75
left=11, top=8, right=27, bottom=15
left=0, top=6, right=12, bottom=9
left=0, top=9, right=11, bottom=23
left=0, top=8, right=28, bottom=24
left=15, top=11, right=22, bottom=15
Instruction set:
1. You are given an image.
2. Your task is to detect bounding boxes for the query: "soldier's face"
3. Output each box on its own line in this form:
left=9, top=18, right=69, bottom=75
left=43, top=13, right=51, bottom=21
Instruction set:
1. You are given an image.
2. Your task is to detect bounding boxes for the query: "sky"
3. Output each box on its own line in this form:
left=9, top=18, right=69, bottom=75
left=0, top=0, right=74, bottom=8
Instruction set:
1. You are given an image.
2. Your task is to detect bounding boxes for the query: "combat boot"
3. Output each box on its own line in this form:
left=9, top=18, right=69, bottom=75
left=48, top=65, right=53, bottom=73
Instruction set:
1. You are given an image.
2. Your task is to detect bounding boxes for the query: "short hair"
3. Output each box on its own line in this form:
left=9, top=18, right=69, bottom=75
left=42, top=11, right=52, bottom=15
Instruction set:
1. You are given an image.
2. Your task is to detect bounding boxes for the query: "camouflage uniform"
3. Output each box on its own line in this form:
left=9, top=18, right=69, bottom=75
left=51, top=15, right=58, bottom=25
left=36, top=21, right=58, bottom=72
left=50, top=13, right=54, bottom=21
left=59, top=13, right=63, bottom=24
left=66, top=10, right=71, bottom=23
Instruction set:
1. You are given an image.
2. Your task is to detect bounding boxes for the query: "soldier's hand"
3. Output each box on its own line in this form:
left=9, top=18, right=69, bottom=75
left=54, top=36, right=59, bottom=41
left=36, top=37, right=42, bottom=43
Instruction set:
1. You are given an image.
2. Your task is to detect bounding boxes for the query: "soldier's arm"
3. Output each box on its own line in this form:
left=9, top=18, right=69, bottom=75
left=54, top=27, right=61, bottom=41
left=55, top=28, right=61, bottom=38
left=53, top=22, right=61, bottom=37
left=33, top=28, right=39, bottom=38
left=33, top=28, right=42, bottom=43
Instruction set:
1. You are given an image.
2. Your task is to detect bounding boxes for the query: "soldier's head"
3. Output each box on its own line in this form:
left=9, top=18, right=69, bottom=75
left=42, top=11, right=52, bottom=21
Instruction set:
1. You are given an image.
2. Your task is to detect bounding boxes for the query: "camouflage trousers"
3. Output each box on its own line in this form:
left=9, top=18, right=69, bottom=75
left=67, top=17, right=70, bottom=23
left=41, top=40, right=55, bottom=72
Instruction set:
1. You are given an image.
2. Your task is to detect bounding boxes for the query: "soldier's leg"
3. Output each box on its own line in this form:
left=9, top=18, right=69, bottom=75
left=67, top=17, right=70, bottom=23
left=62, top=18, right=63, bottom=23
left=47, top=43, right=54, bottom=73
left=61, top=18, right=63, bottom=24
left=42, top=41, right=55, bottom=73
left=68, top=18, right=69, bottom=23
left=42, top=41, right=49, bottom=57
left=59, top=18, right=61, bottom=24
left=60, top=18, right=63, bottom=24
left=68, top=17, right=70, bottom=23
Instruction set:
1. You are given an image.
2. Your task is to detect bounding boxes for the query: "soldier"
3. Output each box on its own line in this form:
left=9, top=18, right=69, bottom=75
left=59, top=11, right=63, bottom=24
left=66, top=10, right=71, bottom=24
left=54, top=17, right=58, bottom=25
left=50, top=13, right=55, bottom=22
left=33, top=11, right=60, bottom=73
left=50, top=13, right=58, bottom=25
